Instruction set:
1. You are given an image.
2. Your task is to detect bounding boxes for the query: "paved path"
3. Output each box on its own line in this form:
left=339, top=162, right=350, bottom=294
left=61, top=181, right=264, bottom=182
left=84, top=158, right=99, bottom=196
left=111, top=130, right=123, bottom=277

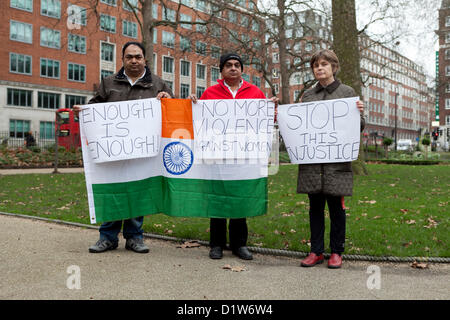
left=0, top=214, right=448, bottom=300
left=0, top=167, right=84, bottom=175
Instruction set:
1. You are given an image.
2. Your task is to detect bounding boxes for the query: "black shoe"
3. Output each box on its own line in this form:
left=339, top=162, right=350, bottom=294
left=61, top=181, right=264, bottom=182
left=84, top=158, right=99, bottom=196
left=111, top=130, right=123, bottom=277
left=89, top=239, right=118, bottom=253
left=209, top=246, right=223, bottom=259
left=125, top=238, right=149, bottom=253
left=232, top=246, right=253, bottom=260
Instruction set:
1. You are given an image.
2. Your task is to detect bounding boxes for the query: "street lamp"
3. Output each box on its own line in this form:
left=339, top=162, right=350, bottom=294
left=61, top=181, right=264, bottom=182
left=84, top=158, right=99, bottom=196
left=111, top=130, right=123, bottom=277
left=394, top=89, right=399, bottom=151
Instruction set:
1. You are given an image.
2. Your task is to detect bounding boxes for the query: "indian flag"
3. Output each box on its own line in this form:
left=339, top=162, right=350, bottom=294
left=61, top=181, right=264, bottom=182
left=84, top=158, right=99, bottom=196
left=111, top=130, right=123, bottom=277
left=81, top=99, right=271, bottom=224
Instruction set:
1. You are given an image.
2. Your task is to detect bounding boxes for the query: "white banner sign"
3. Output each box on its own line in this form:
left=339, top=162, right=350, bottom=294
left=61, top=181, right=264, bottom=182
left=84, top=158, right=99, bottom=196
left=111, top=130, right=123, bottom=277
left=192, top=99, right=275, bottom=160
left=79, top=98, right=162, bottom=163
left=278, top=97, right=360, bottom=164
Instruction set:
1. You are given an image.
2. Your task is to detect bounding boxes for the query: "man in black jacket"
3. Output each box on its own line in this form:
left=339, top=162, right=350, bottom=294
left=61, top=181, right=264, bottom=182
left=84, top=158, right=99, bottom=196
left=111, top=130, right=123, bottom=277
left=75, top=42, right=172, bottom=254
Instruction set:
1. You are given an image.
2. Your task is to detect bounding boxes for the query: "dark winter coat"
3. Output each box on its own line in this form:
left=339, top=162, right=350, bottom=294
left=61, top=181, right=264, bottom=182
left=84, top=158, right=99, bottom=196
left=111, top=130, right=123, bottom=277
left=89, top=66, right=173, bottom=104
left=296, top=80, right=365, bottom=196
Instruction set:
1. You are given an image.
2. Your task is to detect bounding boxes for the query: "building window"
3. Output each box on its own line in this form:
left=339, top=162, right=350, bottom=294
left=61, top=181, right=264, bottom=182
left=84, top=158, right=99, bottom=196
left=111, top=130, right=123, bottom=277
left=10, top=20, right=32, bottom=43
left=38, top=92, right=60, bottom=109
left=153, top=29, right=157, bottom=44
left=196, top=64, right=206, bottom=80
left=68, top=63, right=86, bottom=82
left=68, top=34, right=86, bottom=54
left=195, top=41, right=207, bottom=55
left=101, top=43, right=115, bottom=62
left=100, top=0, right=116, bottom=6
left=65, top=95, right=86, bottom=108
left=180, top=36, right=191, bottom=52
left=10, top=53, right=32, bottom=75
left=196, top=19, right=206, bottom=34
left=446, top=32, right=450, bottom=44
left=211, top=46, right=221, bottom=59
left=252, top=75, right=261, bottom=88
left=10, top=0, right=33, bottom=12
left=211, top=67, right=220, bottom=82
left=7, top=88, right=32, bottom=107
left=41, top=0, right=61, bottom=18
left=196, top=0, right=207, bottom=12
left=196, top=86, right=205, bottom=98
left=446, top=16, right=450, bottom=27
left=123, top=0, right=138, bottom=11
left=162, top=7, right=176, bottom=22
left=446, top=83, right=450, bottom=93
left=163, top=56, right=174, bottom=73
left=446, top=65, right=450, bottom=76
left=180, top=84, right=190, bottom=99
left=446, top=49, right=450, bottom=60
left=40, top=58, right=60, bottom=78
left=446, top=99, right=450, bottom=110
left=10, top=119, right=31, bottom=138
left=40, top=121, right=55, bottom=140
left=228, top=11, right=237, bottom=23
left=165, top=81, right=173, bottom=91
left=101, top=70, right=114, bottom=79
left=40, top=27, right=60, bottom=48
left=272, top=69, right=280, bottom=78
left=123, top=21, right=138, bottom=38
left=180, top=14, right=192, bottom=29
left=100, top=14, right=116, bottom=33
left=180, top=0, right=191, bottom=6
left=180, top=60, right=190, bottom=77
left=162, top=31, right=175, bottom=48
left=67, top=4, right=87, bottom=26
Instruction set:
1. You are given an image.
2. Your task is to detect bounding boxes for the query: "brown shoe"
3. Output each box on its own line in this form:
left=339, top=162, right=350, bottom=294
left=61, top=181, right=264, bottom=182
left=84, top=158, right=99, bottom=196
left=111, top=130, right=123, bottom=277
left=328, top=253, right=342, bottom=269
left=300, top=253, right=324, bottom=267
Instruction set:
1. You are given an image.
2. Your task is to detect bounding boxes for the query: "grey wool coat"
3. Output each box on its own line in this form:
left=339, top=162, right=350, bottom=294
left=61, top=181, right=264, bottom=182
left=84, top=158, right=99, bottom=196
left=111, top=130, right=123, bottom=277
left=297, top=79, right=365, bottom=196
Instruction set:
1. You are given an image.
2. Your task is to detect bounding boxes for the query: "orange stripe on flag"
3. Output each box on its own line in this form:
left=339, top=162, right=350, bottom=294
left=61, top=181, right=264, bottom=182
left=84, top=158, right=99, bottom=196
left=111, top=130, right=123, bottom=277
left=161, top=98, right=194, bottom=139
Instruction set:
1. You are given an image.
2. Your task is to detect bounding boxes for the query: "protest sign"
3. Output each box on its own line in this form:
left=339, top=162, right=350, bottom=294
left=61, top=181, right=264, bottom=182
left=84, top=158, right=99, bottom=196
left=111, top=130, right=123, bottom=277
left=80, top=99, right=269, bottom=224
left=79, top=98, right=161, bottom=163
left=192, top=99, right=275, bottom=160
left=278, top=97, right=360, bottom=164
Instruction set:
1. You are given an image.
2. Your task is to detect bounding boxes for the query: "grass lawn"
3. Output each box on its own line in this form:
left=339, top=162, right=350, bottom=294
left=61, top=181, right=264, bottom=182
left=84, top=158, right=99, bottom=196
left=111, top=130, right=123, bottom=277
left=0, top=164, right=448, bottom=257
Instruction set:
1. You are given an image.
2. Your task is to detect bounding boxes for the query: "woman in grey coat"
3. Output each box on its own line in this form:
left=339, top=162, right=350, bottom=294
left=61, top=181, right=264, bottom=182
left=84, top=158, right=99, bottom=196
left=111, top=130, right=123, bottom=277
left=298, top=49, right=365, bottom=269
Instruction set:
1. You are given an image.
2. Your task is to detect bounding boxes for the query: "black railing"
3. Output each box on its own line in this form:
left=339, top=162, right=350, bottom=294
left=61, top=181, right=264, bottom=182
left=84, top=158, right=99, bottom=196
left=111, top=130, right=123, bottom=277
left=0, top=131, right=55, bottom=150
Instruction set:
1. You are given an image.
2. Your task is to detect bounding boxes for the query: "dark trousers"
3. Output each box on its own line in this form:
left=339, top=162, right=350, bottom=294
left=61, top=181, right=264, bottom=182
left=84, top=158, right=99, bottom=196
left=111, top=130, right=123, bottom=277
left=308, top=194, right=346, bottom=255
left=209, top=218, right=248, bottom=250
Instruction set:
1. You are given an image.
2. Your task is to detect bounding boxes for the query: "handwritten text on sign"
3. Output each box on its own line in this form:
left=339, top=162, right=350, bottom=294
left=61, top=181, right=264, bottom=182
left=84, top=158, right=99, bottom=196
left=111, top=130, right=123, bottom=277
left=192, top=99, right=275, bottom=159
left=80, top=98, right=161, bottom=163
left=278, top=97, right=360, bottom=164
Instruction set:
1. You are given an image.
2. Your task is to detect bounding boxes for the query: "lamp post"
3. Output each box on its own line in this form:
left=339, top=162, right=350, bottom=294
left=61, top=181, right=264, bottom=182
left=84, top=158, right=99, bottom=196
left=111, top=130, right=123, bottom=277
left=394, top=90, right=399, bottom=151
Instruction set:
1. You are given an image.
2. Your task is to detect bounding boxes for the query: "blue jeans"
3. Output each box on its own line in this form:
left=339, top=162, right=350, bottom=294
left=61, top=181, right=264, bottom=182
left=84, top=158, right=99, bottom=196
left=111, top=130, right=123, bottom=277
left=99, top=216, right=144, bottom=243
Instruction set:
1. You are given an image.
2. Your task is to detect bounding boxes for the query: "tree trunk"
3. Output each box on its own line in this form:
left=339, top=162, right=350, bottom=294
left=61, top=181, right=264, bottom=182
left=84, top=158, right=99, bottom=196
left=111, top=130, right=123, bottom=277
left=276, top=0, right=290, bottom=104
left=141, top=0, right=155, bottom=69
left=332, top=0, right=368, bottom=175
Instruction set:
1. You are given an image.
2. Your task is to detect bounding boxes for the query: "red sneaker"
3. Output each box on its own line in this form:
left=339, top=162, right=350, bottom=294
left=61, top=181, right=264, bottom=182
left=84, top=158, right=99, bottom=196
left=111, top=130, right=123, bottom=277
left=328, top=253, right=342, bottom=269
left=300, top=253, right=324, bottom=267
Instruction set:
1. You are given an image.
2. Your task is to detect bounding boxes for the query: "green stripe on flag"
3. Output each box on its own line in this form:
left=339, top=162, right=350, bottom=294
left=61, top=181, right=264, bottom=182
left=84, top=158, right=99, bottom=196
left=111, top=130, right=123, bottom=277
left=92, top=177, right=267, bottom=222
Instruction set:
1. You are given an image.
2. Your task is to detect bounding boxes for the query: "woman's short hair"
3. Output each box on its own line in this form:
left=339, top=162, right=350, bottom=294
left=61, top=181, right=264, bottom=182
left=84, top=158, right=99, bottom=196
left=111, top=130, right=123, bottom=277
left=309, top=49, right=340, bottom=77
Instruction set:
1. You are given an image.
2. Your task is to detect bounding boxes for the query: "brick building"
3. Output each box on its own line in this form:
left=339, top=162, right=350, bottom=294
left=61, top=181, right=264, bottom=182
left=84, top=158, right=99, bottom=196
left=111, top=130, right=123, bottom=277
left=436, top=0, right=450, bottom=148
left=267, top=10, right=435, bottom=146
left=0, top=0, right=264, bottom=145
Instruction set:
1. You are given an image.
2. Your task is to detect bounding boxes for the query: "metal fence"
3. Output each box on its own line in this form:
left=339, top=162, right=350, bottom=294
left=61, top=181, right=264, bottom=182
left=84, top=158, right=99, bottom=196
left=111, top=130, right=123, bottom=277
left=0, top=131, right=55, bottom=150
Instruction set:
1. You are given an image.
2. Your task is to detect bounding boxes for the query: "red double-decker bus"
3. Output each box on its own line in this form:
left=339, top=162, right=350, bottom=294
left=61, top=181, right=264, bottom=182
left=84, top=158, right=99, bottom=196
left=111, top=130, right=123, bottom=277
left=55, top=108, right=81, bottom=150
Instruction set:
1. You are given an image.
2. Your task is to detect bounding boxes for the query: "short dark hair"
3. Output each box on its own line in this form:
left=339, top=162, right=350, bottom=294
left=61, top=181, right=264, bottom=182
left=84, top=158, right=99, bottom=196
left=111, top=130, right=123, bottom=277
left=310, top=49, right=340, bottom=77
left=122, top=41, right=146, bottom=58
